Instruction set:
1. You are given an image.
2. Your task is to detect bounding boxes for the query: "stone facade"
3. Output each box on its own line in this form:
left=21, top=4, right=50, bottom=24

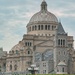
left=0, top=48, right=7, bottom=72
left=0, top=0, right=75, bottom=74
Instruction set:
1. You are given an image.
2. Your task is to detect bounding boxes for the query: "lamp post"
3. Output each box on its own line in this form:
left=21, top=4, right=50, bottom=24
left=28, top=64, right=39, bottom=74
left=28, top=46, right=39, bottom=74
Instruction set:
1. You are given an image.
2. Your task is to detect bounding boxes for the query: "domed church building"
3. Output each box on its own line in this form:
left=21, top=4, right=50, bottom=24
left=0, top=0, right=75, bottom=74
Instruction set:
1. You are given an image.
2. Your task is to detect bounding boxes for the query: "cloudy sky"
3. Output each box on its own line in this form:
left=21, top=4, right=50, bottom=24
left=0, top=0, right=75, bottom=52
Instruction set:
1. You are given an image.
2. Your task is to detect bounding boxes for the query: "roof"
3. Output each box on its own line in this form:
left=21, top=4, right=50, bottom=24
left=57, top=22, right=66, bottom=34
left=58, top=61, right=66, bottom=66
left=28, top=0, right=58, bottom=25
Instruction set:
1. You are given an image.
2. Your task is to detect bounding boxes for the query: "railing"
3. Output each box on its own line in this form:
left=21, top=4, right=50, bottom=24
left=0, top=71, right=28, bottom=75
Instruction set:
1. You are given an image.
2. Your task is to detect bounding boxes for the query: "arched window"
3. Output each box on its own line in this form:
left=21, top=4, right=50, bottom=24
left=27, top=28, right=28, bottom=32
left=28, top=51, right=30, bottom=54
left=25, top=42, right=27, bottom=46
left=28, top=42, right=29, bottom=46
left=9, top=51, right=11, bottom=54
left=48, top=25, right=50, bottom=30
left=49, top=34, right=50, bottom=36
left=61, top=39, right=63, bottom=46
left=45, top=34, right=47, bottom=36
left=57, top=68, right=59, bottom=72
left=58, top=39, right=60, bottom=45
left=10, top=65, right=12, bottom=70
left=30, top=27, right=31, bottom=31
left=32, top=26, right=34, bottom=31
left=12, top=50, right=14, bottom=54
left=64, top=60, right=65, bottom=62
left=59, top=51, right=60, bottom=55
left=35, top=25, right=37, bottom=30
left=14, top=65, right=17, bottom=70
left=38, top=25, right=40, bottom=30
left=45, top=25, right=47, bottom=30
left=30, top=42, right=32, bottom=46
left=52, top=26, right=53, bottom=30
left=41, top=25, right=43, bottom=30
left=62, top=67, right=64, bottom=72
left=0, top=66, right=1, bottom=72
left=16, top=50, right=18, bottom=54
left=63, top=40, right=65, bottom=46
left=3, top=63, right=6, bottom=67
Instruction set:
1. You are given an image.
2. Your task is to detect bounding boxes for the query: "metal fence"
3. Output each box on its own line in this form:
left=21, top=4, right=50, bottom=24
left=0, top=72, right=28, bottom=75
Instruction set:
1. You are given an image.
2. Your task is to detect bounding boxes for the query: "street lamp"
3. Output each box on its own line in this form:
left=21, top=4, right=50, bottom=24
left=28, top=46, right=39, bottom=74
left=28, top=64, right=39, bottom=74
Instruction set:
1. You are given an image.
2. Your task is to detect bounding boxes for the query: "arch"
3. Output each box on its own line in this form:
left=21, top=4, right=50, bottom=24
left=28, top=27, right=29, bottom=32
left=41, top=25, right=43, bottom=30
left=0, top=69, right=1, bottom=72
left=49, top=34, right=50, bottom=36
left=0, top=66, right=1, bottom=72
left=25, top=42, right=27, bottom=46
left=0, top=66, right=1, bottom=68
left=14, top=64, right=17, bottom=70
left=12, top=50, right=14, bottom=54
left=61, top=39, right=63, bottom=46
left=35, top=25, right=37, bottom=30
left=45, top=25, right=47, bottom=30
left=28, top=42, right=29, bottom=46
left=26, top=48, right=32, bottom=54
left=52, top=26, right=54, bottom=30
left=48, top=25, right=50, bottom=30
left=28, top=51, right=30, bottom=54
left=62, top=67, right=64, bottom=72
left=16, top=50, right=18, bottom=54
left=30, top=42, right=32, bottom=46
left=58, top=39, right=60, bottom=46
left=38, top=25, right=40, bottom=30
left=30, top=27, right=31, bottom=31
left=63, top=40, right=65, bottom=46
left=10, top=65, right=12, bottom=70
left=57, top=67, right=59, bottom=72
left=64, top=51, right=65, bottom=54
left=32, top=26, right=34, bottom=31
left=27, top=28, right=28, bottom=32
left=45, top=34, right=47, bottom=36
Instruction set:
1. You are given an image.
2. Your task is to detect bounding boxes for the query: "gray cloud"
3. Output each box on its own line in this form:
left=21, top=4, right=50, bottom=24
left=0, top=0, right=75, bottom=51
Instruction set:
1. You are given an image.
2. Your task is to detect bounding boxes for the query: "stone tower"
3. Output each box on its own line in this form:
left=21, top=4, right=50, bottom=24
left=54, top=22, right=68, bottom=74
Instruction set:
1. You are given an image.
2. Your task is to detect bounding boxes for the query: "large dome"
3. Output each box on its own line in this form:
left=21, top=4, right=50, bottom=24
left=27, top=0, right=59, bottom=36
left=28, top=0, right=58, bottom=24
left=29, top=11, right=58, bottom=23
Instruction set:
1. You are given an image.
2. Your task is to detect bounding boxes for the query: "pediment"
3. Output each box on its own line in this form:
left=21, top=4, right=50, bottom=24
left=37, top=40, right=53, bottom=47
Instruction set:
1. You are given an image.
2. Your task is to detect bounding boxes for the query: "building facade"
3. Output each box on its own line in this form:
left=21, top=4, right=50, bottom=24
left=0, top=0, right=75, bottom=74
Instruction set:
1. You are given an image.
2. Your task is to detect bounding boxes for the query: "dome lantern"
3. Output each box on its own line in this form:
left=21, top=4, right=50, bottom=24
left=41, top=0, right=47, bottom=12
